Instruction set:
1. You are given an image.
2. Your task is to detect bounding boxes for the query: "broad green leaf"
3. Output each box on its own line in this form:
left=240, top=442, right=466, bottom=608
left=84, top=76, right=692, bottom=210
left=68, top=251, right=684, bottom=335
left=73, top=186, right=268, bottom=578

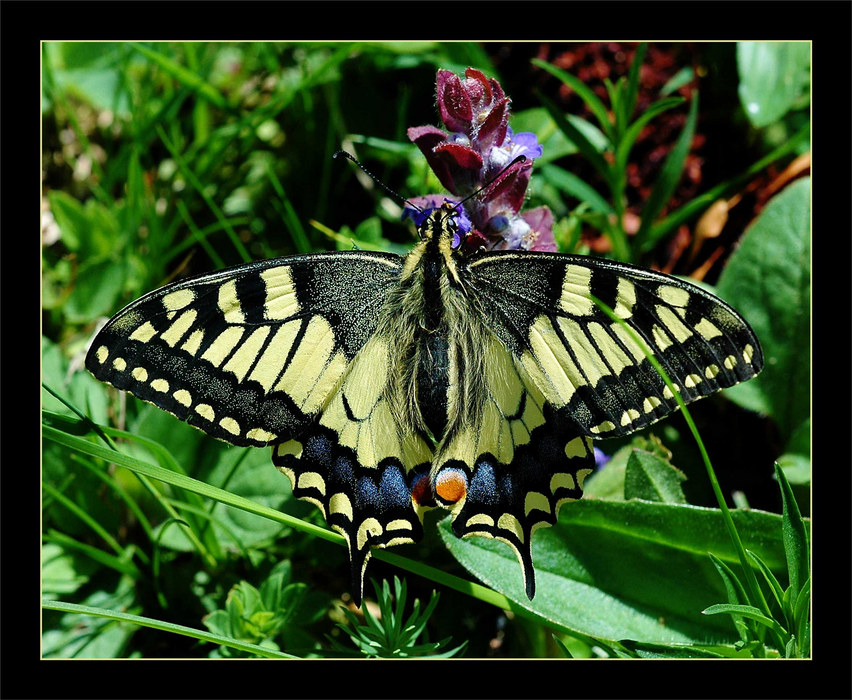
left=716, top=178, right=810, bottom=439
left=121, top=410, right=291, bottom=553
left=737, top=42, right=810, bottom=128
left=42, top=42, right=132, bottom=116
left=41, top=337, right=110, bottom=426
left=64, top=257, right=127, bottom=323
left=624, top=449, right=687, bottom=503
left=441, top=499, right=795, bottom=645
left=42, top=578, right=139, bottom=658
left=41, top=543, right=94, bottom=599
left=621, top=640, right=727, bottom=658
left=42, top=422, right=340, bottom=547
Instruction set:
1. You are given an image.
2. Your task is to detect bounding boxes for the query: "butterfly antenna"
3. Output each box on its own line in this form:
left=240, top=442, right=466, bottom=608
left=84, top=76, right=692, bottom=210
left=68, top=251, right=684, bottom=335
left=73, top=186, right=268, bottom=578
left=450, top=154, right=527, bottom=215
left=334, top=150, right=527, bottom=220
left=333, top=150, right=422, bottom=213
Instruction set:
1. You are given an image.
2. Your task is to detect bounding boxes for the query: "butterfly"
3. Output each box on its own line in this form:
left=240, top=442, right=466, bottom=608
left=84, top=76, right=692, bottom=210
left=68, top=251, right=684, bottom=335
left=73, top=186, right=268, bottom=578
left=86, top=158, right=763, bottom=604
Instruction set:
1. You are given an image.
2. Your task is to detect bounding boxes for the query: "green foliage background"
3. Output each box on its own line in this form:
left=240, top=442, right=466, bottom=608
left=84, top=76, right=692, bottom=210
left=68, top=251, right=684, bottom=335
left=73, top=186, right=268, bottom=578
left=41, top=41, right=810, bottom=660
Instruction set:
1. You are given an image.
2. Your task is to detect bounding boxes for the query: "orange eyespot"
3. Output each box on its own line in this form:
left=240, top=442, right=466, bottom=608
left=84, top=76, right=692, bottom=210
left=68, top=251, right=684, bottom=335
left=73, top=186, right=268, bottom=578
left=435, top=468, right=468, bottom=504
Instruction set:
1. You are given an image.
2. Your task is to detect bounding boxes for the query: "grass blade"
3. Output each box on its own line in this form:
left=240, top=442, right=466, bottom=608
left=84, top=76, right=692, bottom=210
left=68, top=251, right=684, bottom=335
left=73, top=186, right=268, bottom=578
left=775, top=462, right=809, bottom=599
left=536, top=91, right=612, bottom=186
left=42, top=599, right=295, bottom=658
left=532, top=58, right=613, bottom=139
left=635, top=92, right=698, bottom=247
left=129, top=43, right=230, bottom=111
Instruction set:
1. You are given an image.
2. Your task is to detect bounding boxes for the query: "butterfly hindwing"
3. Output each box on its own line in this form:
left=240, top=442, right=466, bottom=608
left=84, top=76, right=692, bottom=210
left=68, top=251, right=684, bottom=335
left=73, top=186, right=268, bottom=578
left=272, top=334, right=433, bottom=603
left=465, top=252, right=763, bottom=438
left=433, top=335, right=594, bottom=598
left=86, top=251, right=403, bottom=447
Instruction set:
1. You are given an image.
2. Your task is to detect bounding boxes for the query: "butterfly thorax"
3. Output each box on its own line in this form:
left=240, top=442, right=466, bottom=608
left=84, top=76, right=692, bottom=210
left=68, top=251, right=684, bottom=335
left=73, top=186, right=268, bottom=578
left=379, top=205, right=488, bottom=444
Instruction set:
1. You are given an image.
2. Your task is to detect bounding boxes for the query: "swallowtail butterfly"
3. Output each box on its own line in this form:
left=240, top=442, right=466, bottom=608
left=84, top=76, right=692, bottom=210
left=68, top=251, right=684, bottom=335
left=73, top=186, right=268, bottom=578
left=86, top=158, right=763, bottom=603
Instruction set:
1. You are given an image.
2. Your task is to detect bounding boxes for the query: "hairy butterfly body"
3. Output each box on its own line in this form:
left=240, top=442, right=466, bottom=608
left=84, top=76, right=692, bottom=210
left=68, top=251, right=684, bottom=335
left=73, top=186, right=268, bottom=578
left=87, top=201, right=763, bottom=603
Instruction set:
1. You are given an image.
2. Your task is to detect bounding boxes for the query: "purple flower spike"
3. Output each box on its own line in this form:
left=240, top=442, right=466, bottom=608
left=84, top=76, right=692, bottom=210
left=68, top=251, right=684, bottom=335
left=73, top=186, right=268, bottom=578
left=407, top=68, right=556, bottom=253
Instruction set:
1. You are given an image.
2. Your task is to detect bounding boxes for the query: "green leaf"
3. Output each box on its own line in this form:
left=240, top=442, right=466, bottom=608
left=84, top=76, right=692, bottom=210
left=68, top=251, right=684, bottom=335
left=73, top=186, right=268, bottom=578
left=43, top=42, right=132, bottom=116
left=41, top=543, right=94, bottom=599
left=715, top=178, right=811, bottom=439
left=660, top=66, right=695, bottom=97
left=42, top=579, right=140, bottom=658
left=737, top=42, right=810, bottom=128
left=41, top=337, right=109, bottom=426
left=47, top=190, right=122, bottom=259
left=65, top=257, right=127, bottom=323
left=441, top=499, right=796, bottom=646
left=620, top=639, right=728, bottom=659
left=42, top=422, right=339, bottom=548
left=624, top=449, right=687, bottom=503
left=792, top=577, right=810, bottom=653
left=745, top=549, right=785, bottom=615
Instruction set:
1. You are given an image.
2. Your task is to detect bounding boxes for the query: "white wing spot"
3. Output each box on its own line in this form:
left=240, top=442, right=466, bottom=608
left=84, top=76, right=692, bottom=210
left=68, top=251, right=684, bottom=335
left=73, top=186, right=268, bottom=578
left=195, top=404, right=215, bottom=421
left=219, top=416, right=240, bottom=436
left=173, top=389, right=192, bottom=406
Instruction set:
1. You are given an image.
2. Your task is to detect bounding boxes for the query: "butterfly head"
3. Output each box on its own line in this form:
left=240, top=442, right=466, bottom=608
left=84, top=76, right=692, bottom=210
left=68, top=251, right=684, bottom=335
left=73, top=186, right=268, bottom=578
left=414, top=199, right=473, bottom=251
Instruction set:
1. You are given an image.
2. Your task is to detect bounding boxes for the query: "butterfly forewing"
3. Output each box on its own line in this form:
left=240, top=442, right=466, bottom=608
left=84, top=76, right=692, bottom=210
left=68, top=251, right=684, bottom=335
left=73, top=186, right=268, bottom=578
left=464, top=252, right=763, bottom=438
left=86, top=251, right=403, bottom=447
